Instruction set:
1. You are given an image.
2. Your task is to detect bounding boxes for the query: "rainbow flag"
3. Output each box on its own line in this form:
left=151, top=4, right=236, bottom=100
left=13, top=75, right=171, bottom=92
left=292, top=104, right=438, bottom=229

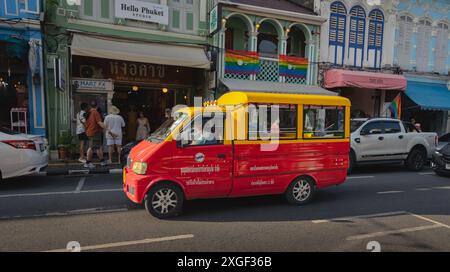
left=279, top=55, right=309, bottom=78
left=225, top=50, right=260, bottom=75
left=389, top=94, right=402, bottom=119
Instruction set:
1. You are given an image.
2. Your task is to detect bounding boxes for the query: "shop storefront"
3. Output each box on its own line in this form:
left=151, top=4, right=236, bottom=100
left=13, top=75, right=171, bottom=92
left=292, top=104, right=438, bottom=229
left=324, top=69, right=407, bottom=118
left=401, top=76, right=450, bottom=135
left=0, top=26, right=45, bottom=136
left=69, top=34, right=210, bottom=142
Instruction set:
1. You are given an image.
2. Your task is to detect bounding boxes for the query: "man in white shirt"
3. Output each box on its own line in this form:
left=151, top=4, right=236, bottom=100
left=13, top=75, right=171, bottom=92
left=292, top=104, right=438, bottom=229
left=104, top=106, right=126, bottom=164
left=76, top=103, right=89, bottom=163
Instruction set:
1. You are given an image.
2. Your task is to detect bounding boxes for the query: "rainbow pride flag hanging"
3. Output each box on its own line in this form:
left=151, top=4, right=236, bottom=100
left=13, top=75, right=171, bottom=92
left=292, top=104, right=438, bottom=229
left=388, top=94, right=402, bottom=119
left=225, top=50, right=260, bottom=75
left=279, top=55, right=309, bottom=78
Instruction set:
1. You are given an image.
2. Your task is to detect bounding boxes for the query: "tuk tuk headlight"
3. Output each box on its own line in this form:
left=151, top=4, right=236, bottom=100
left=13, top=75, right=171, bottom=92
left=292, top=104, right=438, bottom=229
left=132, top=162, right=148, bottom=175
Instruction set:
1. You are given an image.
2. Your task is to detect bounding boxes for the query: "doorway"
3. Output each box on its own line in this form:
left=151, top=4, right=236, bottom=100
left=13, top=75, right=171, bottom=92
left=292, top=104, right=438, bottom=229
left=112, top=84, right=190, bottom=142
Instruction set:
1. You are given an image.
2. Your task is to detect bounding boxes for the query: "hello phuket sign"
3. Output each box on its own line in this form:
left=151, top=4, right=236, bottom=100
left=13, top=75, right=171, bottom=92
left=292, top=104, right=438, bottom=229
left=115, top=0, right=169, bottom=25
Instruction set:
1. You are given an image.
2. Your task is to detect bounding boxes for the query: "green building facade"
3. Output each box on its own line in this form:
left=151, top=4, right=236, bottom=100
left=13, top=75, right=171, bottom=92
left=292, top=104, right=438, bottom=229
left=44, top=0, right=211, bottom=154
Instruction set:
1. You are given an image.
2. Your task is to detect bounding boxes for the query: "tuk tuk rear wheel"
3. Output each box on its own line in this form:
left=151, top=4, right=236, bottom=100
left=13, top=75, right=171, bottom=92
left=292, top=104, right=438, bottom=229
left=285, top=177, right=315, bottom=205
left=144, top=182, right=184, bottom=219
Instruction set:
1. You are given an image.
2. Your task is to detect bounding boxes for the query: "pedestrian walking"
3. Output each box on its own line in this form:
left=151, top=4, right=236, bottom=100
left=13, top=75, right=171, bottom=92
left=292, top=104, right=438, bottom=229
left=84, top=101, right=107, bottom=168
left=76, top=102, right=89, bottom=163
left=104, top=106, right=125, bottom=165
left=136, top=111, right=150, bottom=141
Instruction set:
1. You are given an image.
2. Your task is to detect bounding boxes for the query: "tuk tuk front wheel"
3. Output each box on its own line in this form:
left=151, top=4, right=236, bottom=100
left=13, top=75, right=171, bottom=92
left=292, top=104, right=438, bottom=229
left=144, top=182, right=184, bottom=219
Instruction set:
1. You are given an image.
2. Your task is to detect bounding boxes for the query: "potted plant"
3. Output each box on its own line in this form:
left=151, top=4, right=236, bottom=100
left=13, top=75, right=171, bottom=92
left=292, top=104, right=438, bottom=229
left=57, top=131, right=73, bottom=160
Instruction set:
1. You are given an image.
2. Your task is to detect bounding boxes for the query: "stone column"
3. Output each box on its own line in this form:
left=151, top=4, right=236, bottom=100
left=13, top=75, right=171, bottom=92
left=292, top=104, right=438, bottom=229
left=219, top=27, right=226, bottom=79
left=280, top=35, right=288, bottom=83
left=250, top=31, right=258, bottom=81
left=306, top=39, right=316, bottom=85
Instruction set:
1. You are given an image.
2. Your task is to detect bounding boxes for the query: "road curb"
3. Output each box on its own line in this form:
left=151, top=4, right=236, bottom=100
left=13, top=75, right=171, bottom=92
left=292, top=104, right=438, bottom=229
left=41, top=168, right=123, bottom=176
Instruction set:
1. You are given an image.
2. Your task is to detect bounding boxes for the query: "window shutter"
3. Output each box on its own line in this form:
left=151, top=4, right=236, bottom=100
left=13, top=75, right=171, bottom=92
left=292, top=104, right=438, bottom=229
left=434, top=23, right=449, bottom=74
left=416, top=20, right=432, bottom=72
left=398, top=16, right=413, bottom=69
left=100, top=0, right=110, bottom=19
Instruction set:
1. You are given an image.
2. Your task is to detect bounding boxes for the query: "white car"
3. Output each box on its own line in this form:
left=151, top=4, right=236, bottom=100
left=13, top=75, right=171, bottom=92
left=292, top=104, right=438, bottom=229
left=0, top=128, right=48, bottom=180
left=349, top=118, right=438, bottom=172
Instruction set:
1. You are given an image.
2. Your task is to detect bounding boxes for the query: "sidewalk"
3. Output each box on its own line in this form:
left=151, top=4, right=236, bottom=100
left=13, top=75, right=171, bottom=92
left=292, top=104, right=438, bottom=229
left=44, top=159, right=123, bottom=176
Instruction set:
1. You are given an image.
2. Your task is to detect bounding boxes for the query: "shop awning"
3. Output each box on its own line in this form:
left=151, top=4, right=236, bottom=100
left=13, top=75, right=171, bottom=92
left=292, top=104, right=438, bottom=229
left=220, top=78, right=337, bottom=96
left=324, top=69, right=407, bottom=91
left=405, top=80, right=450, bottom=111
left=71, top=34, right=211, bottom=69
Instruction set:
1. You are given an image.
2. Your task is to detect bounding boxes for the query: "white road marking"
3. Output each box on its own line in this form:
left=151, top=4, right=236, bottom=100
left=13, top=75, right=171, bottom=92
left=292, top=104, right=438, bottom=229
left=408, top=213, right=450, bottom=230
left=311, top=211, right=408, bottom=224
left=109, top=169, right=123, bottom=174
left=44, top=234, right=195, bottom=252
left=346, top=224, right=442, bottom=241
left=75, top=177, right=86, bottom=193
left=347, top=176, right=375, bottom=180
left=377, top=191, right=404, bottom=194
left=0, top=188, right=122, bottom=199
left=415, top=188, right=433, bottom=191
left=433, top=186, right=450, bottom=190
left=419, top=172, right=435, bottom=176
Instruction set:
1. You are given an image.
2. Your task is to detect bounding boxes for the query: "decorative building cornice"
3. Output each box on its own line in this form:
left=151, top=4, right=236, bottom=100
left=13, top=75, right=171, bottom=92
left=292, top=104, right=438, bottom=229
left=219, top=0, right=327, bottom=25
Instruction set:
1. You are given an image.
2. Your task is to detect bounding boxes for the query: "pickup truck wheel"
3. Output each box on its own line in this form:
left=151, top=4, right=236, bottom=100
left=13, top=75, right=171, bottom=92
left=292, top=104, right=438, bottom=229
left=348, top=151, right=356, bottom=174
left=406, top=149, right=426, bottom=171
left=285, top=177, right=315, bottom=205
left=144, top=182, right=184, bottom=219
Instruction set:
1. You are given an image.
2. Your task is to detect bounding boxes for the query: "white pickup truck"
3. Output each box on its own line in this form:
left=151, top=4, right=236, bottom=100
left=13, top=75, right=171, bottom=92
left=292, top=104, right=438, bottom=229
left=349, top=118, right=438, bottom=172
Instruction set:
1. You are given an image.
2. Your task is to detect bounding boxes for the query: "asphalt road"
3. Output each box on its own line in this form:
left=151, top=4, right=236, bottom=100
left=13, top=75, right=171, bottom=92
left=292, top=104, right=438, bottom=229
left=0, top=165, right=449, bottom=252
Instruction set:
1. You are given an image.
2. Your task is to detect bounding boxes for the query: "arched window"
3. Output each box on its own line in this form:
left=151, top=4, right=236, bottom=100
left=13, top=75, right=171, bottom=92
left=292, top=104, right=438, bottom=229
left=287, top=26, right=307, bottom=58
left=434, top=22, right=449, bottom=75
left=225, top=16, right=250, bottom=51
left=368, top=9, right=384, bottom=69
left=397, top=14, right=413, bottom=69
left=329, top=1, right=347, bottom=65
left=257, top=21, right=279, bottom=58
left=348, top=6, right=366, bottom=68
left=416, top=18, right=432, bottom=72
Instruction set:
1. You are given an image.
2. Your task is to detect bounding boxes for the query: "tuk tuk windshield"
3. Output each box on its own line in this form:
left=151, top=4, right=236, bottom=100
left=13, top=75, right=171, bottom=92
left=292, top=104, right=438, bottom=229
left=147, top=112, right=188, bottom=143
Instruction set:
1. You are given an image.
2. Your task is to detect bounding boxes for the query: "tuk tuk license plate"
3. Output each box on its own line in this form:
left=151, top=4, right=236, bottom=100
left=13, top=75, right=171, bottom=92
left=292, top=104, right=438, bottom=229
left=446, top=164, right=450, bottom=170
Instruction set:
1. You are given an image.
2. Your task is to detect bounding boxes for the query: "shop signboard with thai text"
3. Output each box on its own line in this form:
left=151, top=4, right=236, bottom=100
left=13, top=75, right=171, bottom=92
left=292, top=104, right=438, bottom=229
left=72, top=56, right=195, bottom=86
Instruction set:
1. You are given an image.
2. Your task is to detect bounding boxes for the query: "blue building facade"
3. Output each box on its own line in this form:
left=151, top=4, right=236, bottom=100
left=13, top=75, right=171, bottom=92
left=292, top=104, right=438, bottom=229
left=394, top=0, right=450, bottom=74
left=0, top=0, right=46, bottom=136
left=319, top=0, right=405, bottom=119
left=394, top=0, right=450, bottom=135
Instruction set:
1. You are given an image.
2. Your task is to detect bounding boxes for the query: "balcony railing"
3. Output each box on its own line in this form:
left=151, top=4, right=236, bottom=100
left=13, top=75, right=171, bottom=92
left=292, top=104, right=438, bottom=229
left=256, top=58, right=280, bottom=82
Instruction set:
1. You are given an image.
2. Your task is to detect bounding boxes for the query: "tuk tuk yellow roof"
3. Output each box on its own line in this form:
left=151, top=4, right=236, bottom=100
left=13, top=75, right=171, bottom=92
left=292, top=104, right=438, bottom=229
left=217, top=92, right=351, bottom=107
